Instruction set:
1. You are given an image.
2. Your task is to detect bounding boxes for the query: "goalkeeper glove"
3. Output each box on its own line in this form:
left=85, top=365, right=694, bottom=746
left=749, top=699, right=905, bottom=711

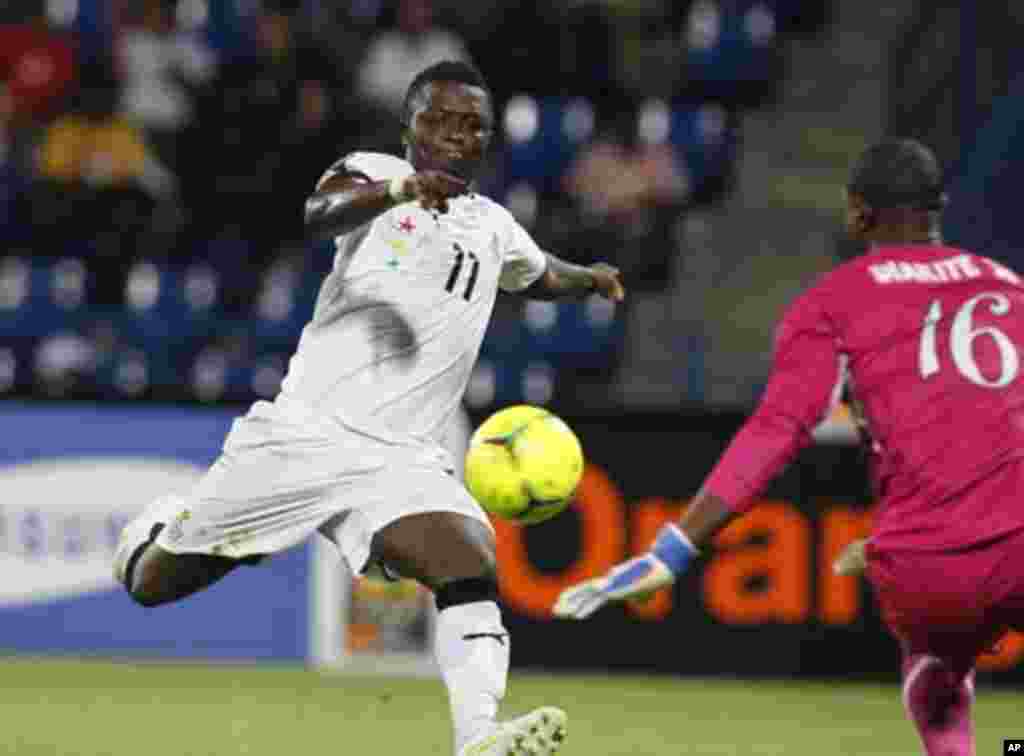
left=552, top=523, right=698, bottom=620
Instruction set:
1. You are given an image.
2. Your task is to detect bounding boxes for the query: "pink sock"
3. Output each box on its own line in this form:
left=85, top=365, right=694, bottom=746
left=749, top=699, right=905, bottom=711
left=902, top=655, right=975, bottom=756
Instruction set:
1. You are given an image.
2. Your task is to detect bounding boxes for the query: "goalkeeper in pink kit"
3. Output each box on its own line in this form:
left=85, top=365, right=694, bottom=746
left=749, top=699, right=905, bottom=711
left=556, top=139, right=1024, bottom=755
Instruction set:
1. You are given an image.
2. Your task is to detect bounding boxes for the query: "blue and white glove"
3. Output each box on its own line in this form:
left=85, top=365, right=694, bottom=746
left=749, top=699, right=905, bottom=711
left=552, top=523, right=698, bottom=620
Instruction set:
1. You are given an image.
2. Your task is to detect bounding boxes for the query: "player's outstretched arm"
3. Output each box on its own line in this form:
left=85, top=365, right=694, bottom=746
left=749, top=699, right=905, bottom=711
left=304, top=170, right=467, bottom=240
left=553, top=490, right=732, bottom=619
left=525, top=253, right=625, bottom=301
left=555, top=295, right=844, bottom=620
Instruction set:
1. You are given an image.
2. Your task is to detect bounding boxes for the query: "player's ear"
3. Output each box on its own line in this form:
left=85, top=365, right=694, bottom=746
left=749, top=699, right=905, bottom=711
left=858, top=204, right=876, bottom=233
left=848, top=193, right=874, bottom=234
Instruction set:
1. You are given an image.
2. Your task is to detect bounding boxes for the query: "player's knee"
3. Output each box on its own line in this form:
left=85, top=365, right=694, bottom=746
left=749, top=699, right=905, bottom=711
left=449, top=539, right=498, bottom=587
left=430, top=514, right=498, bottom=584
left=429, top=519, right=499, bottom=585
left=435, top=573, right=500, bottom=611
left=428, top=541, right=497, bottom=601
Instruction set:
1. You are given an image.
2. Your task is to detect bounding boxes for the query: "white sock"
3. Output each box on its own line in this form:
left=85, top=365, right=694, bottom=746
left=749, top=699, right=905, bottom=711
left=435, top=600, right=510, bottom=754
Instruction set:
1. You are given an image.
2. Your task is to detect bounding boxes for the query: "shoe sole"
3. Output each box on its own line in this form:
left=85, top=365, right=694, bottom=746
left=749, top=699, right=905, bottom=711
left=504, top=706, right=567, bottom=756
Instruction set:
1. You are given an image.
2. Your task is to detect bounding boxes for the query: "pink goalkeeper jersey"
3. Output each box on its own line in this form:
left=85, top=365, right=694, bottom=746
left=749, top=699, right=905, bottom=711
left=704, top=244, right=1024, bottom=551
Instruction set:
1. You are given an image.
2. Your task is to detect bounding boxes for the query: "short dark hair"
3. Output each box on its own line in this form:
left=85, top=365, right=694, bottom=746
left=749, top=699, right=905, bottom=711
left=847, top=138, right=945, bottom=211
left=402, top=60, right=491, bottom=126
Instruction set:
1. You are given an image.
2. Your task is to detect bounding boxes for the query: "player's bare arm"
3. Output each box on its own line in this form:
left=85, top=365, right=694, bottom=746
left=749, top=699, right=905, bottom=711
left=526, top=254, right=625, bottom=301
left=304, top=169, right=467, bottom=240
left=677, top=489, right=734, bottom=544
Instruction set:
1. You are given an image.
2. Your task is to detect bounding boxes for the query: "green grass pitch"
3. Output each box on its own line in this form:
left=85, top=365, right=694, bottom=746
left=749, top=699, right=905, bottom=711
left=2, top=658, right=1019, bottom=755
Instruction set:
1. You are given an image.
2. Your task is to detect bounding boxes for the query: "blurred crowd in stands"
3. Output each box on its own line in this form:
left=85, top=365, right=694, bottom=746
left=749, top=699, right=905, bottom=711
left=0, top=0, right=826, bottom=406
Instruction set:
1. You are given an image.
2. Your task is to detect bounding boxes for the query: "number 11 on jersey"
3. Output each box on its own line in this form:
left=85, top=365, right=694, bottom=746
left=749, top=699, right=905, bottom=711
left=446, top=243, right=480, bottom=301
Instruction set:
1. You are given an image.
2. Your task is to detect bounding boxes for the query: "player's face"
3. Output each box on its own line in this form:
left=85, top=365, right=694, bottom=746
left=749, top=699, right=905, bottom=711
left=407, top=81, right=493, bottom=181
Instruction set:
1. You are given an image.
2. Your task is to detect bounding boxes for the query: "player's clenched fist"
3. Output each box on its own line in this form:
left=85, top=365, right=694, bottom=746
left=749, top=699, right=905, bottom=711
left=391, top=170, right=468, bottom=214
left=588, top=262, right=625, bottom=302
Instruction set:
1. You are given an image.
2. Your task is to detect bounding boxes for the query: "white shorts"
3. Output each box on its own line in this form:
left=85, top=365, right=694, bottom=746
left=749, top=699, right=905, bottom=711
left=153, top=398, right=491, bottom=573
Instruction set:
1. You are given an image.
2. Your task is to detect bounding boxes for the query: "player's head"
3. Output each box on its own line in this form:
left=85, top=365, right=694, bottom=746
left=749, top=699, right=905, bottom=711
left=845, top=138, right=946, bottom=244
left=402, top=60, right=494, bottom=181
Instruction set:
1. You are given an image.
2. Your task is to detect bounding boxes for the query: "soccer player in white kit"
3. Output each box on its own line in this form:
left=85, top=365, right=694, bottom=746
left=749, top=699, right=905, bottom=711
left=113, top=61, right=624, bottom=756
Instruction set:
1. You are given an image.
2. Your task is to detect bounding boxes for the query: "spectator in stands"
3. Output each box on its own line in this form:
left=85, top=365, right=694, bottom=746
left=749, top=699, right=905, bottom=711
left=0, top=2, right=76, bottom=132
left=459, top=0, right=557, bottom=109
left=562, top=118, right=687, bottom=288
left=565, top=124, right=687, bottom=224
left=0, top=84, right=21, bottom=241
left=0, top=80, right=10, bottom=164
left=0, top=80, right=32, bottom=245
left=36, top=62, right=175, bottom=199
left=187, top=3, right=343, bottom=253
left=32, top=58, right=177, bottom=302
left=356, top=0, right=471, bottom=118
left=116, top=0, right=216, bottom=174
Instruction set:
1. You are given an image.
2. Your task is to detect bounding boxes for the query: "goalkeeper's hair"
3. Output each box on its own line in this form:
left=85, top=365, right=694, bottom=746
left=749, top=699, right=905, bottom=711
left=847, top=138, right=946, bottom=211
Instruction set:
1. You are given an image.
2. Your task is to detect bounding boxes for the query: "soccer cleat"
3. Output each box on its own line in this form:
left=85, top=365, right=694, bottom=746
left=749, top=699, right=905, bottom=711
left=833, top=537, right=870, bottom=576
left=458, top=707, right=567, bottom=756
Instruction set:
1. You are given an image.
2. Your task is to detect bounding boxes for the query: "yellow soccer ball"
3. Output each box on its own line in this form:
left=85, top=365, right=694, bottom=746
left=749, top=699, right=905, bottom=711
left=464, top=405, right=584, bottom=525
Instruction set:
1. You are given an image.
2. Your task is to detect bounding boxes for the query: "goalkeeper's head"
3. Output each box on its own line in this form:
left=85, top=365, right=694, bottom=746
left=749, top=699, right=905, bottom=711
left=844, top=138, right=946, bottom=246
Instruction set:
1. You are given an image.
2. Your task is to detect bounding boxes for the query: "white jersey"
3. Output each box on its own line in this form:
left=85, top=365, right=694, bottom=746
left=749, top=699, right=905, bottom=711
left=277, top=151, right=547, bottom=448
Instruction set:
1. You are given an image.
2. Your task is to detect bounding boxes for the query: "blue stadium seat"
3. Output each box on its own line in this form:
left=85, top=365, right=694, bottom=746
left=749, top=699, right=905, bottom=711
left=72, top=0, right=118, bottom=62
left=307, top=239, right=337, bottom=277
left=685, top=0, right=779, bottom=94
left=0, top=160, right=29, bottom=246
left=123, top=260, right=223, bottom=357
left=0, top=257, right=90, bottom=340
left=501, top=96, right=595, bottom=195
left=553, top=298, right=625, bottom=367
left=187, top=344, right=242, bottom=403
left=92, top=346, right=154, bottom=399
left=0, top=337, right=36, bottom=396
left=465, top=357, right=557, bottom=410
left=515, top=359, right=558, bottom=405
left=245, top=353, right=289, bottom=400
left=199, top=232, right=255, bottom=280
left=631, top=100, right=736, bottom=199
left=247, top=262, right=320, bottom=353
left=518, top=299, right=563, bottom=357
left=480, top=304, right=529, bottom=361
left=186, top=347, right=287, bottom=403
left=516, top=298, right=624, bottom=368
left=668, top=104, right=735, bottom=189
left=35, top=310, right=179, bottom=399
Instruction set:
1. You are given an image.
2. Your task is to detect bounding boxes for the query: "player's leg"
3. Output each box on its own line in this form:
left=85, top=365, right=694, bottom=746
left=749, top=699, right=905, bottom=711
left=869, top=546, right=988, bottom=756
left=128, top=544, right=241, bottom=607
left=351, top=510, right=565, bottom=756
left=372, top=513, right=509, bottom=750
left=900, top=641, right=977, bottom=756
left=114, top=400, right=326, bottom=608
left=113, top=495, right=242, bottom=607
left=902, top=522, right=1024, bottom=756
